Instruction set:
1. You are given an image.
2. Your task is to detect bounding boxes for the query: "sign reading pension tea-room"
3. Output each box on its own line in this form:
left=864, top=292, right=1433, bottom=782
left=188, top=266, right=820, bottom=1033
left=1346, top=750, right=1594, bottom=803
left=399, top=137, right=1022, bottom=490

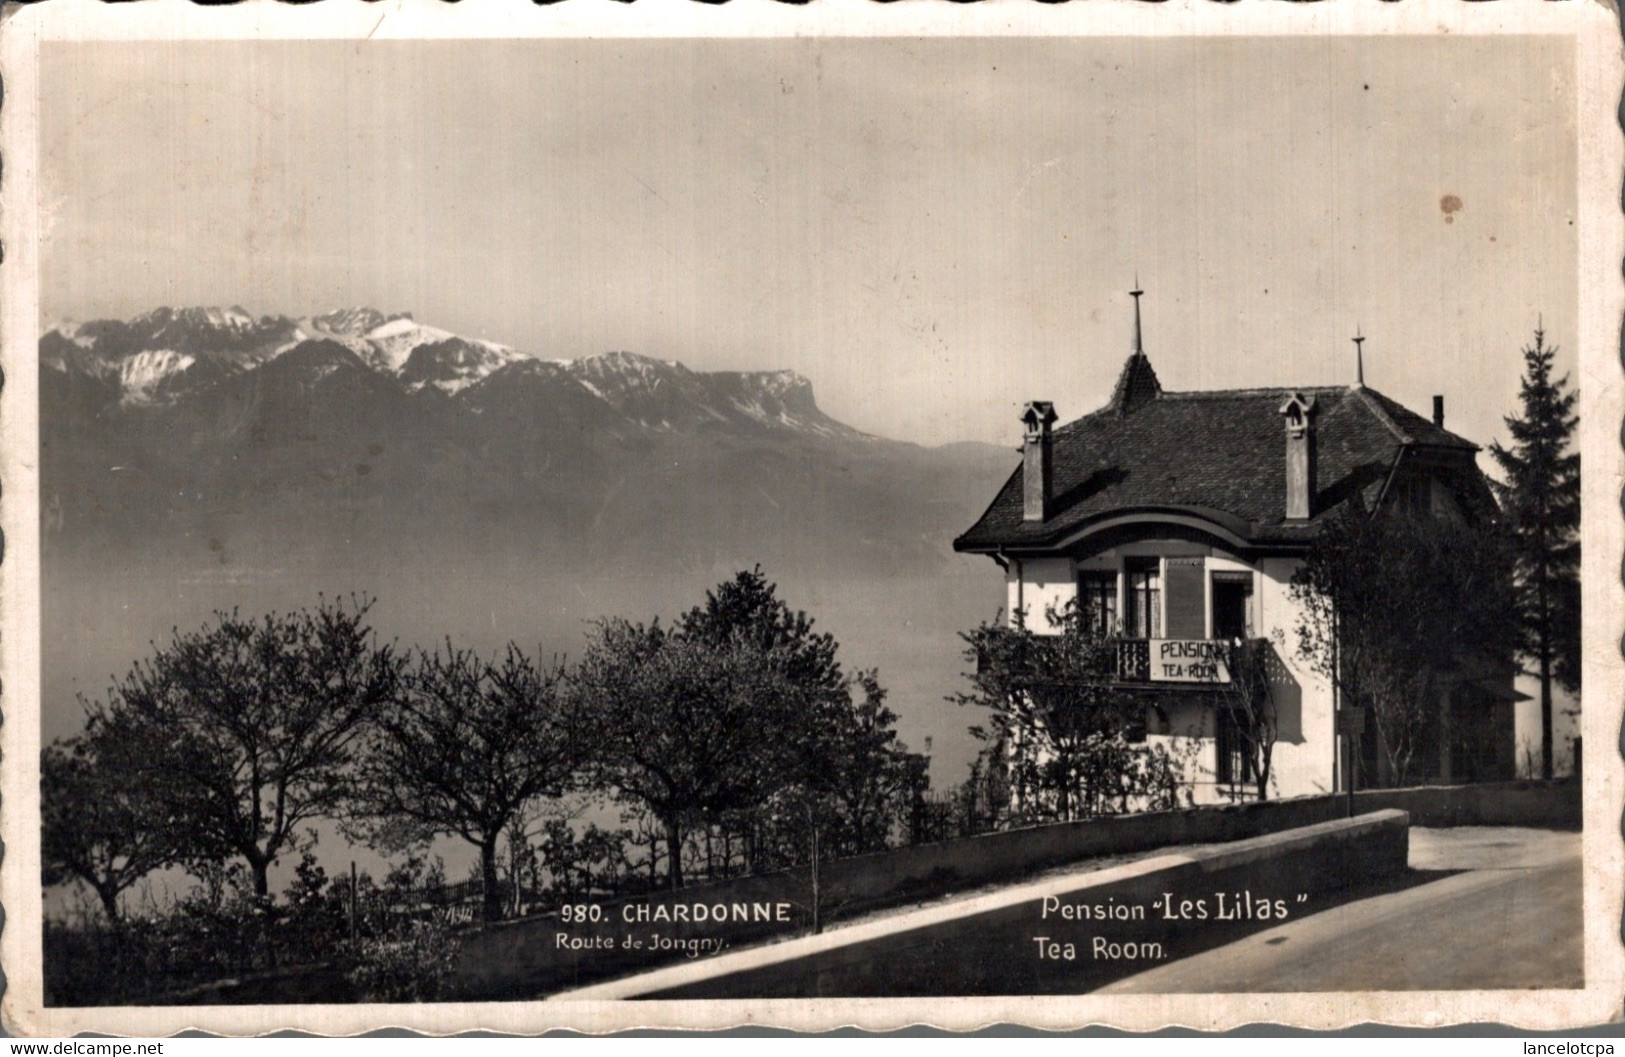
left=1149, top=640, right=1233, bottom=684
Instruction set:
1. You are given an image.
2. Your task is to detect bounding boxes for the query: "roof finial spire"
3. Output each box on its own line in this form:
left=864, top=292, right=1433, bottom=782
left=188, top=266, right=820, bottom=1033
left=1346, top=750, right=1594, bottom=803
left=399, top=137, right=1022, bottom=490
left=1130, top=277, right=1144, bottom=357
left=1352, top=326, right=1366, bottom=388
left=1111, top=281, right=1162, bottom=415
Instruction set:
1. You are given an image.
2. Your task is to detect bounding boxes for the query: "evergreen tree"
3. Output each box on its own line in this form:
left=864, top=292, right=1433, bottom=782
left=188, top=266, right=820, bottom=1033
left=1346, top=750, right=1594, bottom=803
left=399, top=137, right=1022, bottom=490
left=574, top=569, right=925, bottom=887
left=1489, top=324, right=1581, bottom=779
left=676, top=566, right=846, bottom=707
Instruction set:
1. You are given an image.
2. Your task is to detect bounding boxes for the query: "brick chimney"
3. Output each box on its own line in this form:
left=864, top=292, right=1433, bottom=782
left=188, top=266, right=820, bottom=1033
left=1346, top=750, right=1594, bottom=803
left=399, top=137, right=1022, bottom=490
left=1433, top=395, right=1444, bottom=427
left=1279, top=393, right=1318, bottom=521
left=1021, top=401, right=1058, bottom=522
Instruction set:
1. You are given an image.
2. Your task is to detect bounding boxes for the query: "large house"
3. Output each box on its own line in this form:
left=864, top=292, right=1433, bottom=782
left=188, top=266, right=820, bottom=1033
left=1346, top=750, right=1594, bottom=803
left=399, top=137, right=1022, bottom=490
left=953, top=302, right=1521, bottom=804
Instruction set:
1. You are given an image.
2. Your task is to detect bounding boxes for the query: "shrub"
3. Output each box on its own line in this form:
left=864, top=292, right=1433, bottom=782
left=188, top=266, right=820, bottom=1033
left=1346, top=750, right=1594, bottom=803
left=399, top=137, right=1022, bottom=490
left=343, top=919, right=461, bottom=1003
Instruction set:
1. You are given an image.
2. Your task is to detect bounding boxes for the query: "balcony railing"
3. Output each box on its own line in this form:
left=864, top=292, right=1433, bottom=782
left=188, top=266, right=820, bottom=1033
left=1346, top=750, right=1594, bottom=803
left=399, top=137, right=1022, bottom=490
left=1116, top=639, right=1151, bottom=681
left=977, top=635, right=1264, bottom=689
left=1113, top=637, right=1259, bottom=686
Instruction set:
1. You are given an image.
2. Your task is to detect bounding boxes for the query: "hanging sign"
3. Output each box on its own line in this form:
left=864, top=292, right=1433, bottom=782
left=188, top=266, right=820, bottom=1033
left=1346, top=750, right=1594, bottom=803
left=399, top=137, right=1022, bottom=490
left=1148, top=640, right=1233, bottom=684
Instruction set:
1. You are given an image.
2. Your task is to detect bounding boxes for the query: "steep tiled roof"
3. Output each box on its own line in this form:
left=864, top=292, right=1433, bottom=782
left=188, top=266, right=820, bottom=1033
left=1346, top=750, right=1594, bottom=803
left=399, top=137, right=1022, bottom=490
left=955, top=356, right=1482, bottom=554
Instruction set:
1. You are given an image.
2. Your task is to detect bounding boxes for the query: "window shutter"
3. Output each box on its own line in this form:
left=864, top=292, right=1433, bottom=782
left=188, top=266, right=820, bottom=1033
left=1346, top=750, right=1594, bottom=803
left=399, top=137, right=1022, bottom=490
left=1164, top=558, right=1206, bottom=639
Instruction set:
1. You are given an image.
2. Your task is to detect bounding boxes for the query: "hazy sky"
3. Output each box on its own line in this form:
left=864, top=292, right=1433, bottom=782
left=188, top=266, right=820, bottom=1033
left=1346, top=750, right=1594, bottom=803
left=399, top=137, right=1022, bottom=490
left=41, top=35, right=1577, bottom=452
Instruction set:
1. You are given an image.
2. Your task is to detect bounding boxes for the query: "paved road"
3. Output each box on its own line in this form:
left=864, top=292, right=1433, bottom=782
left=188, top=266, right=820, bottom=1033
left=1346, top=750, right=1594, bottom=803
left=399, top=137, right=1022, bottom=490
left=1097, top=827, right=1583, bottom=993
left=559, top=822, right=1580, bottom=999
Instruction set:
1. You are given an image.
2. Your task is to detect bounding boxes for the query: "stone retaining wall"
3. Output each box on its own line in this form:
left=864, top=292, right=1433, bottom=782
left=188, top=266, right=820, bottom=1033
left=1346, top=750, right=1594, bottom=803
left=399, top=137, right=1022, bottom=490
left=453, top=779, right=1574, bottom=999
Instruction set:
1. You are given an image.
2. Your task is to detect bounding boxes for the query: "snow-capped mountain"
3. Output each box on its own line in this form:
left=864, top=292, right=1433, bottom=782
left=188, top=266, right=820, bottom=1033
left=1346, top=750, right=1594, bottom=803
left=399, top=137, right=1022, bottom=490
left=117, top=306, right=303, bottom=363
left=554, top=351, right=852, bottom=437
left=357, top=317, right=511, bottom=376
left=39, top=307, right=864, bottom=435
left=373, top=321, right=527, bottom=395
left=39, top=306, right=517, bottom=401
left=308, top=307, right=405, bottom=338
left=41, top=304, right=1015, bottom=581
left=117, top=349, right=208, bottom=406
left=41, top=306, right=302, bottom=380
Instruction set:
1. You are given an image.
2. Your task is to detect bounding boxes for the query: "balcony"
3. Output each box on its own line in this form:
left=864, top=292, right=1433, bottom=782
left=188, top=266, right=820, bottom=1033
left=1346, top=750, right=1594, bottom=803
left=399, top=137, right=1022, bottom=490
left=976, top=634, right=1263, bottom=690
left=1113, top=638, right=1252, bottom=686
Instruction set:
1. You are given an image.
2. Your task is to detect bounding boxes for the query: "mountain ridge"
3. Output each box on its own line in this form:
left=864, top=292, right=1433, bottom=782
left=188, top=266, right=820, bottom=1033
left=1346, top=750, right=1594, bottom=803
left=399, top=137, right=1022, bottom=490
left=41, top=306, right=1015, bottom=576
left=41, top=307, right=864, bottom=442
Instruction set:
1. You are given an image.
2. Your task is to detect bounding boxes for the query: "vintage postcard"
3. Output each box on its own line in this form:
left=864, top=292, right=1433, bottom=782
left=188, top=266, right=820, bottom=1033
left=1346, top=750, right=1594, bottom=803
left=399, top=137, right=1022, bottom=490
left=1, top=0, right=1621, bottom=1036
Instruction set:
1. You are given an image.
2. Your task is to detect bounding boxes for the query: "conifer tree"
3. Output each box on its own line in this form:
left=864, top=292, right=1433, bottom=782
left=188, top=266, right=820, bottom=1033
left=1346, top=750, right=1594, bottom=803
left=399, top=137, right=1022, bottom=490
left=1489, top=324, right=1581, bottom=779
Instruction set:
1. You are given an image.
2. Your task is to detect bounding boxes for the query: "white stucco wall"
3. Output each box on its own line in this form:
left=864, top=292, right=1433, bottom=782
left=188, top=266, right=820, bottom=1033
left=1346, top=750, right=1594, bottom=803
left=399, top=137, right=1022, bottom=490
left=1149, top=699, right=1217, bottom=803
left=1001, top=546, right=1338, bottom=805
left=1004, top=557, right=1076, bottom=632
left=1255, top=556, right=1336, bottom=800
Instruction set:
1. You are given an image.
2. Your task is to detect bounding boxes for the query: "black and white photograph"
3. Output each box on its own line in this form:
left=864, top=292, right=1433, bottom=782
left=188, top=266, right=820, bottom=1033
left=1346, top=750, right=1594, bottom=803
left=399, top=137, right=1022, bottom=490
left=2, top=0, right=1621, bottom=1035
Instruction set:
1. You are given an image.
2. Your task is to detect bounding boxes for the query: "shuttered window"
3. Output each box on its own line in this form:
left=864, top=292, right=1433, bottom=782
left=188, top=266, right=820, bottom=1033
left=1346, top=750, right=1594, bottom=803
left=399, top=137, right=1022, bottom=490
left=1163, top=558, right=1206, bottom=639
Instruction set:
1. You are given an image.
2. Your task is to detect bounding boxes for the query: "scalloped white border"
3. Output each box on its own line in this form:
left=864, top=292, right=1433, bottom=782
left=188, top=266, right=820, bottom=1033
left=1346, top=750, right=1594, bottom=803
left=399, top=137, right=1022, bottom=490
left=2, top=0, right=1621, bottom=1035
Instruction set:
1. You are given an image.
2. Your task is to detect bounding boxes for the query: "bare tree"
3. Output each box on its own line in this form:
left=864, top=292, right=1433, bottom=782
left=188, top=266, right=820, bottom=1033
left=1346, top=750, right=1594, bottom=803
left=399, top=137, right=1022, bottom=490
left=346, top=644, right=584, bottom=921
left=954, top=599, right=1187, bottom=822
left=89, top=597, right=402, bottom=897
left=41, top=707, right=185, bottom=923
left=1293, top=512, right=1516, bottom=787
left=1211, top=639, right=1279, bottom=802
left=573, top=619, right=807, bottom=890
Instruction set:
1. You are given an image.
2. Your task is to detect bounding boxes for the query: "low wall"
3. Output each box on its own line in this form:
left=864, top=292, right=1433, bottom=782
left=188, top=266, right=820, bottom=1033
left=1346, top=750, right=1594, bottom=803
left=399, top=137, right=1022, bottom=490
left=454, top=796, right=1342, bottom=999
left=1350, top=778, right=1580, bottom=830
left=571, top=810, right=1413, bottom=999
left=452, top=778, right=1575, bottom=999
